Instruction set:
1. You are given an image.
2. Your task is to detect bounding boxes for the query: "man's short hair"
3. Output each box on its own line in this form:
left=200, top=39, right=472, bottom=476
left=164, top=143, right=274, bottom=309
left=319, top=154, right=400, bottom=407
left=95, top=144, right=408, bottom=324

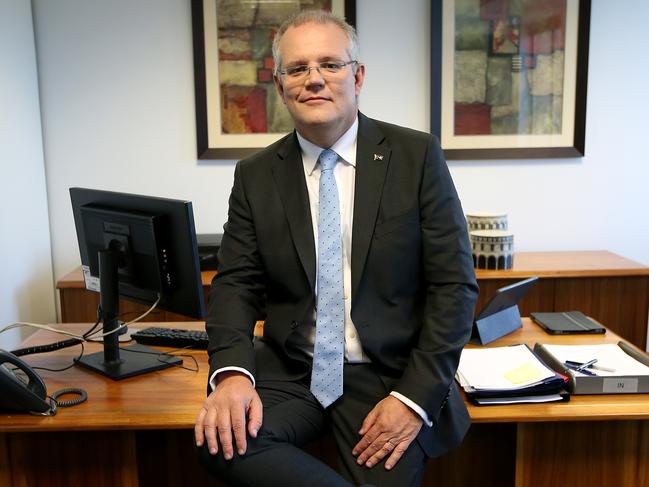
left=272, top=10, right=360, bottom=75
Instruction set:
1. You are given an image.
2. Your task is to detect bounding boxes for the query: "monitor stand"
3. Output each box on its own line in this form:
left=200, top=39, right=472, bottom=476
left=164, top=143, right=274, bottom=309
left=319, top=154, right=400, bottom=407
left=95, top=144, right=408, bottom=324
left=74, top=249, right=182, bottom=380
left=75, top=342, right=181, bottom=380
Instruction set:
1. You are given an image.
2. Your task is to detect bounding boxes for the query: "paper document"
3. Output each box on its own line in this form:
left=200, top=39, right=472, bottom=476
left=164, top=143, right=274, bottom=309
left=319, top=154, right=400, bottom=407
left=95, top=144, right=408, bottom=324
left=457, top=344, right=555, bottom=390
left=541, top=344, right=649, bottom=376
left=473, top=393, right=565, bottom=405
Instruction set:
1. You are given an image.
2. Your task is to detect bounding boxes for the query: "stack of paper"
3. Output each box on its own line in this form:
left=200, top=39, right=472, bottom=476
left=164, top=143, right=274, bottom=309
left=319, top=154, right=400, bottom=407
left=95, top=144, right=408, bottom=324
left=456, top=344, right=568, bottom=405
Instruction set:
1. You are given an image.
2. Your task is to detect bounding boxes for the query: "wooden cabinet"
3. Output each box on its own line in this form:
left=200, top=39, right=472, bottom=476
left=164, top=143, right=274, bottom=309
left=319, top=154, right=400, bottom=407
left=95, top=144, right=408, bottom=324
left=57, top=269, right=216, bottom=324
left=57, top=251, right=649, bottom=348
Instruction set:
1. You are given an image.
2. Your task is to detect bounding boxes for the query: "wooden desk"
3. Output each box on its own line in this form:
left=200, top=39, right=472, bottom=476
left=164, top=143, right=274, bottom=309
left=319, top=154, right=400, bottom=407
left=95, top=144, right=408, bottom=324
left=57, top=251, right=649, bottom=349
left=1, top=320, right=648, bottom=487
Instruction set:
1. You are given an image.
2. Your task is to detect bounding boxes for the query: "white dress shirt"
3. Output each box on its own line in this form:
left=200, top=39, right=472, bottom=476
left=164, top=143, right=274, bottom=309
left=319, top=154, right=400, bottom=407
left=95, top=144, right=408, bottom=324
left=211, top=117, right=432, bottom=426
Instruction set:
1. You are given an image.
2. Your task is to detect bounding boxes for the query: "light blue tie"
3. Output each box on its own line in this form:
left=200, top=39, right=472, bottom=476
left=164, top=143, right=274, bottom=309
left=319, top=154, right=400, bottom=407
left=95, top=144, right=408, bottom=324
left=310, top=149, right=345, bottom=408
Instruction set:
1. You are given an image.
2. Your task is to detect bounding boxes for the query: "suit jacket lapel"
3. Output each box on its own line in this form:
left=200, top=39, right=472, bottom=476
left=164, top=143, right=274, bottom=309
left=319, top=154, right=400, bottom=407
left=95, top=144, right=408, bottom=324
left=352, top=113, right=391, bottom=299
left=271, top=133, right=316, bottom=290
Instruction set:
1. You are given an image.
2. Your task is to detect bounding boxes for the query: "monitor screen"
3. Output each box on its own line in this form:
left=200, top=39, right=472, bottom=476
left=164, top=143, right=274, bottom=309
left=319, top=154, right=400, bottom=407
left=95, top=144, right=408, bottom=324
left=70, top=187, right=205, bottom=379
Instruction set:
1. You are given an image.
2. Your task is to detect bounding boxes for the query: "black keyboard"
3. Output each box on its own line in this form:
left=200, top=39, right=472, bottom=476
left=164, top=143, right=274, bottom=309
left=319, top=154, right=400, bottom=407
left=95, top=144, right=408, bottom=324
left=131, top=327, right=209, bottom=349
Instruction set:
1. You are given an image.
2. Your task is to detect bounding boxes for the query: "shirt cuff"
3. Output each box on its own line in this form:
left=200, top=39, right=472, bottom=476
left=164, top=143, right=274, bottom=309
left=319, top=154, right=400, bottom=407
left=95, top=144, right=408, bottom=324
left=209, top=366, right=256, bottom=392
left=390, top=391, right=433, bottom=427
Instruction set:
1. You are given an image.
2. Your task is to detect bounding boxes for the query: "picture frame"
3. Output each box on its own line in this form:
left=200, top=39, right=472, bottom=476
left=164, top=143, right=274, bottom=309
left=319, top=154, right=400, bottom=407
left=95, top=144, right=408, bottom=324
left=192, top=0, right=356, bottom=160
left=431, top=0, right=591, bottom=159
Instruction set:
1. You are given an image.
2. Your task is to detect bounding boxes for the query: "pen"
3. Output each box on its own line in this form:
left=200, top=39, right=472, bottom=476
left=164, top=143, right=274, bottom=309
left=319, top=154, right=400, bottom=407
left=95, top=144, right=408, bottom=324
left=575, top=358, right=597, bottom=372
left=565, top=359, right=616, bottom=373
left=565, top=360, right=584, bottom=368
left=590, top=364, right=616, bottom=373
left=563, top=362, right=597, bottom=376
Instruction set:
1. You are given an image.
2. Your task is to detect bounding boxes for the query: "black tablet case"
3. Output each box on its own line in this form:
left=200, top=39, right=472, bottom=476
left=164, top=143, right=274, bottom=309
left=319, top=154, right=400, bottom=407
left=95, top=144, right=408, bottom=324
left=531, top=311, right=606, bottom=335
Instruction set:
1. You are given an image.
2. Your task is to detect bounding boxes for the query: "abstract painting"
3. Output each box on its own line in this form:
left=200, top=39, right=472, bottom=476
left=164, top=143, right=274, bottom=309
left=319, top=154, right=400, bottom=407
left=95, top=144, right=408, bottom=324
left=431, top=0, right=590, bottom=159
left=193, top=0, right=355, bottom=159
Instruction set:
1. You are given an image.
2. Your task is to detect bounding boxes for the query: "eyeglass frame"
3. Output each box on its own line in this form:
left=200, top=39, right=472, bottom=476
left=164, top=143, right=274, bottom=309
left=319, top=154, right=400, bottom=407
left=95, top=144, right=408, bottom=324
left=277, top=60, right=359, bottom=80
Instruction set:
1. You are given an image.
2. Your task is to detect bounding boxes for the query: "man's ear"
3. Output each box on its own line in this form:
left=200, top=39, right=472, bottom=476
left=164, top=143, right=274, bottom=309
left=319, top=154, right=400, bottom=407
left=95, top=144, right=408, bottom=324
left=274, top=74, right=286, bottom=103
left=354, top=63, right=365, bottom=96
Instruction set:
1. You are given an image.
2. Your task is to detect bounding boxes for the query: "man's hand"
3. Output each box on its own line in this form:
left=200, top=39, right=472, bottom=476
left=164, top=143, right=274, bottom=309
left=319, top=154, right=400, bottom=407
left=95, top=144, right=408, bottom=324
left=352, top=395, right=423, bottom=470
left=194, top=371, right=263, bottom=460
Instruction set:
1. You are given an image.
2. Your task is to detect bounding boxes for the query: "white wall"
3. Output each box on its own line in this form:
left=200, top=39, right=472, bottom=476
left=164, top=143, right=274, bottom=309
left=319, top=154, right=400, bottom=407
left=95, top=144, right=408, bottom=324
left=0, top=0, right=56, bottom=349
left=32, top=0, right=649, bottom=299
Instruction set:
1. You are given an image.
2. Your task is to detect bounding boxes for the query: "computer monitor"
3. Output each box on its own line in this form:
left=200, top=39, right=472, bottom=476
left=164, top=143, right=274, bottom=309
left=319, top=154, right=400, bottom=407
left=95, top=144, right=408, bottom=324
left=70, top=188, right=205, bottom=380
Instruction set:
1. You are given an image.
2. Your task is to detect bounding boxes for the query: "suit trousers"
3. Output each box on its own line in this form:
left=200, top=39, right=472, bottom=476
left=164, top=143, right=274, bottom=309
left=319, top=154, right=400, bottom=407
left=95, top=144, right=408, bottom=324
left=197, top=363, right=427, bottom=487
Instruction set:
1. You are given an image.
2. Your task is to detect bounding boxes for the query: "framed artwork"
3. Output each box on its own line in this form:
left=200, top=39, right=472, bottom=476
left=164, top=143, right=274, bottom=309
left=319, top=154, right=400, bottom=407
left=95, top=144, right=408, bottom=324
left=192, top=0, right=356, bottom=160
left=431, top=0, right=591, bottom=159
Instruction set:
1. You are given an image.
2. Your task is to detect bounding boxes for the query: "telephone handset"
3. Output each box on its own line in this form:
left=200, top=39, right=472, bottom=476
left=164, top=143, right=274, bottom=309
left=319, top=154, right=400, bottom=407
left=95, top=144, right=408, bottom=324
left=0, top=349, right=51, bottom=414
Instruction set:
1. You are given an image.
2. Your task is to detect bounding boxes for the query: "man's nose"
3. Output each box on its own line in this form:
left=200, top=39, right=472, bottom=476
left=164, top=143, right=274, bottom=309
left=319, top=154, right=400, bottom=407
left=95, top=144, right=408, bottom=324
left=304, top=65, right=325, bottom=86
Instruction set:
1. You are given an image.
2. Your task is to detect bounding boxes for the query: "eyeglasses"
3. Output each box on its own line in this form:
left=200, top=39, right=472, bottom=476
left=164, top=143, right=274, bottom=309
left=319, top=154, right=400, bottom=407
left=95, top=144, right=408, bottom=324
left=278, top=60, right=358, bottom=81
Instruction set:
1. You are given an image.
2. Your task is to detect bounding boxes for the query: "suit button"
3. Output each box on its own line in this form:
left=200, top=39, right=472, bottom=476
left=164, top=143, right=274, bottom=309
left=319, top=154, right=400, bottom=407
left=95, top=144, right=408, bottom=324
left=290, top=321, right=298, bottom=329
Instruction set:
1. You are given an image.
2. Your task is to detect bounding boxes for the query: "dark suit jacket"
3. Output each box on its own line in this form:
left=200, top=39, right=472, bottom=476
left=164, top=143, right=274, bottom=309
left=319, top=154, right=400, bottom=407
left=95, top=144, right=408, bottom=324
left=206, top=112, right=478, bottom=458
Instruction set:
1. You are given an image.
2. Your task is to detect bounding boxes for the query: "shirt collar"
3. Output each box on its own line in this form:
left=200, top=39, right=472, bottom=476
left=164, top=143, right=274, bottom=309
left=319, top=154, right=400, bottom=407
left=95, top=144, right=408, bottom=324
left=296, top=117, right=359, bottom=175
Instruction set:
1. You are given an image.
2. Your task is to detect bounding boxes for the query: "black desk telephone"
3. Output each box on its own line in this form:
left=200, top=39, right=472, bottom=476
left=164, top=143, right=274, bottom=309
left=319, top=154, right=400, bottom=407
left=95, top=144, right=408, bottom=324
left=0, top=349, right=51, bottom=414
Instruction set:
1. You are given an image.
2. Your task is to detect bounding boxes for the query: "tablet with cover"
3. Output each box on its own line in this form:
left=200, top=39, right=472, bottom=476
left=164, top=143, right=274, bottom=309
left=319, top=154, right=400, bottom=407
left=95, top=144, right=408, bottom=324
left=531, top=311, right=606, bottom=335
left=472, top=276, right=539, bottom=345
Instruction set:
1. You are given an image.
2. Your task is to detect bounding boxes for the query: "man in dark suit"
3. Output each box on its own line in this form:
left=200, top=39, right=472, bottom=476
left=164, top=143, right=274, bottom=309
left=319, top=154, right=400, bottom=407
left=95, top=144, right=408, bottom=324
left=195, top=10, right=478, bottom=487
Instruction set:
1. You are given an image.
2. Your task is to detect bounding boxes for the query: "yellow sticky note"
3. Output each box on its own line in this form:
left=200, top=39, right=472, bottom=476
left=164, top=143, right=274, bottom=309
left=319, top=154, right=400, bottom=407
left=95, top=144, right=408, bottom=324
left=504, top=362, right=542, bottom=385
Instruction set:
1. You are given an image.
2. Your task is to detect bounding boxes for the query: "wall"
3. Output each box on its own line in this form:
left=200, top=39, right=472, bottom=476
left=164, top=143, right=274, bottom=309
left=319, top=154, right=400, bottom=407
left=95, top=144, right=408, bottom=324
left=0, top=0, right=56, bottom=349
left=32, top=0, right=649, bottom=300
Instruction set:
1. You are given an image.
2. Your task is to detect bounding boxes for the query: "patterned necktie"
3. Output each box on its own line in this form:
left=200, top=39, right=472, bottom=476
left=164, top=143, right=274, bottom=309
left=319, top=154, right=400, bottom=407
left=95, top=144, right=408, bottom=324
left=310, top=149, right=345, bottom=408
